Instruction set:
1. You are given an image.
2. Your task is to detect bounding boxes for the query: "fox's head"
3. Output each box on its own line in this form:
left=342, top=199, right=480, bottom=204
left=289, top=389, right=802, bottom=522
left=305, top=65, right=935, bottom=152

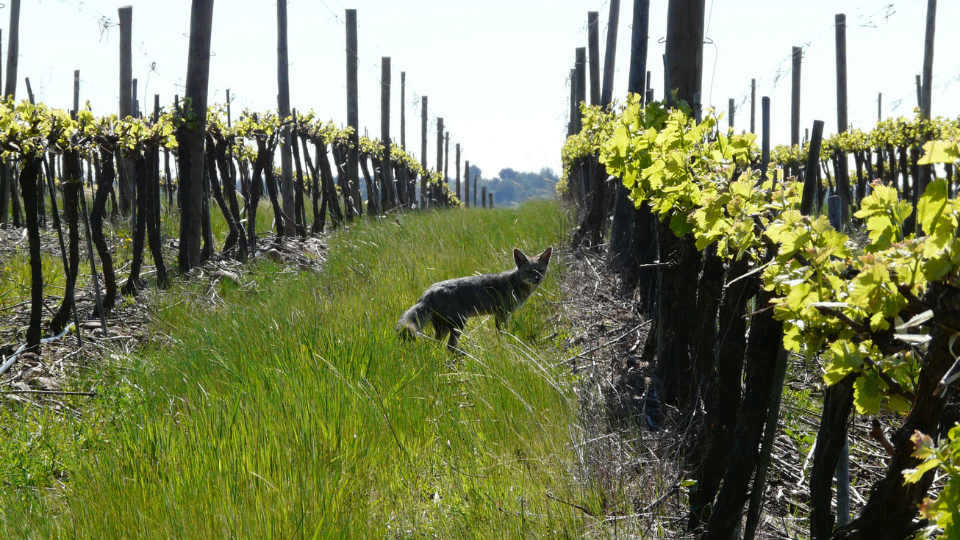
left=514, top=247, right=553, bottom=287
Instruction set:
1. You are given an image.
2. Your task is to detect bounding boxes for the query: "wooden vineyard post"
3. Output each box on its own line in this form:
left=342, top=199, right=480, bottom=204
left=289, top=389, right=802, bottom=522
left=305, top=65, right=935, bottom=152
left=132, top=78, right=139, bottom=117
left=835, top=14, right=848, bottom=135
left=73, top=70, right=80, bottom=114
left=400, top=72, right=406, bottom=150
left=489, top=193, right=493, bottom=209
left=455, top=144, right=460, bottom=204
left=481, top=187, right=486, bottom=209
left=177, top=0, right=214, bottom=272
left=0, top=3, right=21, bottom=227
left=22, top=78, right=33, bottom=105
left=762, top=96, right=771, bottom=184
left=918, top=0, right=937, bottom=194
left=4, top=0, right=20, bottom=100
left=728, top=98, right=734, bottom=132
left=118, top=6, right=133, bottom=216
left=878, top=93, right=882, bottom=122
left=0, top=25, right=6, bottom=226
left=443, top=131, right=449, bottom=190
left=600, top=0, right=620, bottom=107
left=664, top=0, right=705, bottom=104
left=436, top=117, right=444, bottom=203
left=277, top=0, right=296, bottom=234
left=834, top=13, right=851, bottom=226
left=916, top=74, right=922, bottom=109
left=627, top=0, right=650, bottom=99
left=799, top=120, right=825, bottom=216
left=791, top=46, right=802, bottom=177
left=620, top=0, right=654, bottom=302
left=574, top=48, right=586, bottom=133
left=420, top=95, right=427, bottom=208
left=568, top=68, right=576, bottom=136
left=463, top=160, right=470, bottom=207
left=587, top=11, right=600, bottom=106
left=345, top=9, right=361, bottom=220
left=473, top=175, right=477, bottom=207
left=750, top=78, right=756, bottom=133
left=655, top=0, right=706, bottom=409
left=381, top=57, right=393, bottom=211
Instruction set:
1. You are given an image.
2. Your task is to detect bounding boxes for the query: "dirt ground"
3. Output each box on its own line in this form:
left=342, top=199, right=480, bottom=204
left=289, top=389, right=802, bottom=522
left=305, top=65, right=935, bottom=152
left=555, top=245, right=894, bottom=538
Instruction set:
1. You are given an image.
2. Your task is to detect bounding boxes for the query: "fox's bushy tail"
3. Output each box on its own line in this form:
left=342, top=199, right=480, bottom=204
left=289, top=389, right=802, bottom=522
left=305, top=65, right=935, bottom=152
left=396, top=301, right=429, bottom=340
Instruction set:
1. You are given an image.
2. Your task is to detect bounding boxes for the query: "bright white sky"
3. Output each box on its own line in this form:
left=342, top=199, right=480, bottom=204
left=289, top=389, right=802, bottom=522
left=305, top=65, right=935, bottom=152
left=13, top=0, right=960, bottom=178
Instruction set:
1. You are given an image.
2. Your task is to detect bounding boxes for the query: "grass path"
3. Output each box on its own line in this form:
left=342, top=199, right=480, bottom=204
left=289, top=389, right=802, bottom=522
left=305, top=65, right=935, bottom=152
left=2, top=200, right=604, bottom=538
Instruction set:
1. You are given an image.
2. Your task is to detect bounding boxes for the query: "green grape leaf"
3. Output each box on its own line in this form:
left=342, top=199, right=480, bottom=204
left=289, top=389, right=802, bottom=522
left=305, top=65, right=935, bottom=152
left=918, top=139, right=960, bottom=165
left=887, top=394, right=912, bottom=413
left=902, top=457, right=941, bottom=484
left=854, top=373, right=882, bottom=415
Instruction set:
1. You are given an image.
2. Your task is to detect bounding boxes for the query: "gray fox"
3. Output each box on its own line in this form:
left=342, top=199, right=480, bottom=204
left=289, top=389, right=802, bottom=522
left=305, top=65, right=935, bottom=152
left=397, top=247, right=553, bottom=350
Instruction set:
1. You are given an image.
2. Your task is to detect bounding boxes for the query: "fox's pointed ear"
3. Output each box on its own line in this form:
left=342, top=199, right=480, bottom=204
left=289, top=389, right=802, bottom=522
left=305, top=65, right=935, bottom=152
left=514, top=248, right=528, bottom=268
left=539, top=247, right=553, bottom=264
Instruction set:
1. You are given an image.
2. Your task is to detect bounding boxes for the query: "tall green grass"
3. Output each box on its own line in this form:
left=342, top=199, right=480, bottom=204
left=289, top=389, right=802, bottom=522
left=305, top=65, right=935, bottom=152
left=2, top=200, right=605, bottom=538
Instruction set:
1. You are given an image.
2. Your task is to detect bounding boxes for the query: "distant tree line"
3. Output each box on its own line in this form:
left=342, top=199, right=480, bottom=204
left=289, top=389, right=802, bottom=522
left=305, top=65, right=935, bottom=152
left=465, top=165, right=558, bottom=207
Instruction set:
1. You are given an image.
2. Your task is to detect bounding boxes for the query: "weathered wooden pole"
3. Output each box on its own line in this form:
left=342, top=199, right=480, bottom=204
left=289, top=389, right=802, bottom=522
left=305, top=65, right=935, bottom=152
left=664, top=0, right=705, bottom=104
left=4, top=0, right=20, bottom=100
left=878, top=92, right=882, bottom=122
left=443, top=131, right=449, bottom=188
left=345, top=9, right=361, bottom=219
left=750, top=78, right=756, bottom=133
left=177, top=0, right=214, bottom=272
left=277, top=0, right=295, bottom=234
left=436, top=118, right=443, bottom=178
left=464, top=160, right=470, bottom=207
left=762, top=96, right=771, bottom=184
left=420, top=96, right=428, bottom=208
left=614, top=0, right=652, bottom=294
left=455, top=143, right=461, bottom=203
left=916, top=74, right=922, bottom=109
left=73, top=70, right=80, bottom=113
left=482, top=186, right=487, bottom=208
left=627, top=0, right=650, bottom=99
left=835, top=15, right=849, bottom=135
left=568, top=68, right=577, bottom=136
left=381, top=57, right=392, bottom=210
left=600, top=0, right=620, bottom=107
left=728, top=98, right=735, bottom=131
left=919, top=0, right=937, bottom=194
left=400, top=72, right=406, bottom=150
left=835, top=13, right=851, bottom=225
left=574, top=48, right=586, bottom=132
left=489, top=192, right=493, bottom=209
left=0, top=26, right=5, bottom=226
left=132, top=78, right=138, bottom=117
left=118, top=6, right=134, bottom=217
left=24, top=77, right=34, bottom=104
left=800, top=120, right=826, bottom=216
left=587, top=11, right=600, bottom=106
left=473, top=174, right=477, bottom=207
left=119, top=6, right=132, bottom=118
left=655, top=0, right=706, bottom=413
left=791, top=46, right=801, bottom=149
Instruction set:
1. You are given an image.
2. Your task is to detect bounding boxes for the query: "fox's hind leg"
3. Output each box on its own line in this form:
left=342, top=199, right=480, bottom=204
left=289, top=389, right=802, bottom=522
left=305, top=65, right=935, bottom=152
left=447, top=327, right=463, bottom=351
left=434, top=321, right=450, bottom=344
left=446, top=315, right=467, bottom=352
